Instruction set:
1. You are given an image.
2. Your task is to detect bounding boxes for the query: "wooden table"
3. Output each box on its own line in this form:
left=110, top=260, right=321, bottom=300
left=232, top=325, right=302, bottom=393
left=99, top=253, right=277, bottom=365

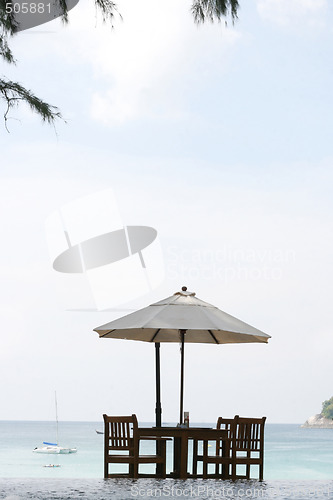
left=138, top=426, right=227, bottom=479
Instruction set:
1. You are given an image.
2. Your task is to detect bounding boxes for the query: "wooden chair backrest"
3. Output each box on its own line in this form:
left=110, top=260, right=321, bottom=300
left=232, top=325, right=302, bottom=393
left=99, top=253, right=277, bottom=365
left=233, top=415, right=266, bottom=452
left=216, top=417, right=235, bottom=439
left=103, top=414, right=138, bottom=451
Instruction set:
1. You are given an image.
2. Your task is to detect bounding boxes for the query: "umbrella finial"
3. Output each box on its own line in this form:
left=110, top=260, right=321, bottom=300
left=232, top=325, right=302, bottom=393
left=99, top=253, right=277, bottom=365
left=174, top=287, right=195, bottom=297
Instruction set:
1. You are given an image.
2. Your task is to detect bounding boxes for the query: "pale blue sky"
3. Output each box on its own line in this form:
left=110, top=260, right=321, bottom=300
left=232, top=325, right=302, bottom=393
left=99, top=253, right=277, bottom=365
left=1, top=0, right=333, bottom=424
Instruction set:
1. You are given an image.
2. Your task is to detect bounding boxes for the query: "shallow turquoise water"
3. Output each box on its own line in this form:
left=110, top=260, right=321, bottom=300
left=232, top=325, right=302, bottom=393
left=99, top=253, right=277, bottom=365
left=1, top=421, right=333, bottom=480
left=265, top=424, right=333, bottom=479
left=0, top=421, right=332, bottom=499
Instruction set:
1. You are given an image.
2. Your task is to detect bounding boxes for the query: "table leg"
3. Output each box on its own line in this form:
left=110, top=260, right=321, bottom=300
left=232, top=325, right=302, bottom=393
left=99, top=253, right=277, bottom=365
left=179, top=433, right=188, bottom=479
left=172, top=435, right=188, bottom=479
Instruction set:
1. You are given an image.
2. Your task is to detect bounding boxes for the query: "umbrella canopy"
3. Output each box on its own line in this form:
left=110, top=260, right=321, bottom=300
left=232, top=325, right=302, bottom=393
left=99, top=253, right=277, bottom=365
left=94, top=287, right=270, bottom=424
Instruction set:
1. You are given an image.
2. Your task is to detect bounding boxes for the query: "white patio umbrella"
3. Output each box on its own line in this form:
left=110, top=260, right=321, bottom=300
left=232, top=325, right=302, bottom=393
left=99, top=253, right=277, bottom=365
left=94, top=287, right=270, bottom=426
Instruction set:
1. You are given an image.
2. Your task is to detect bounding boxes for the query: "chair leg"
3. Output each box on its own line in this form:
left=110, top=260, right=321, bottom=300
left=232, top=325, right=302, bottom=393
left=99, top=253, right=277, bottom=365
left=161, top=458, right=166, bottom=479
left=221, top=460, right=230, bottom=479
left=104, top=453, right=109, bottom=478
left=133, top=460, right=138, bottom=479
left=245, top=451, right=250, bottom=479
left=203, top=440, right=208, bottom=479
left=158, top=440, right=167, bottom=478
left=231, top=459, right=236, bottom=481
left=129, top=463, right=134, bottom=478
left=192, top=439, right=198, bottom=476
left=221, top=439, right=229, bottom=479
left=259, top=462, right=263, bottom=481
left=163, top=444, right=167, bottom=478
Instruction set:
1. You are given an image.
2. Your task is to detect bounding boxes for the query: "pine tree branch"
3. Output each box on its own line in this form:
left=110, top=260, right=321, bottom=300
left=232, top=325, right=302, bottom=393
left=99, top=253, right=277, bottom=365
left=0, top=0, right=19, bottom=34
left=191, top=0, right=239, bottom=24
left=94, top=0, right=120, bottom=24
left=0, top=0, right=237, bottom=131
left=0, top=34, right=15, bottom=63
left=0, top=0, right=120, bottom=130
left=0, top=78, right=63, bottom=131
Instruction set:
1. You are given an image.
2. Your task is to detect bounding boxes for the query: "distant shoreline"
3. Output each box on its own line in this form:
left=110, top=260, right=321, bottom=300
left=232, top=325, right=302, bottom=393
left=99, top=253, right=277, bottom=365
left=301, top=413, right=333, bottom=429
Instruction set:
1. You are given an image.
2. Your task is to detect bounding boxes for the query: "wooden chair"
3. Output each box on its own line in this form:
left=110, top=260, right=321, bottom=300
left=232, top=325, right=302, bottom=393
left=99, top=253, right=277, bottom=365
left=215, top=417, right=235, bottom=477
left=192, top=417, right=235, bottom=479
left=194, top=415, right=266, bottom=480
left=230, top=415, right=266, bottom=481
left=192, top=426, right=231, bottom=478
left=103, top=414, right=167, bottom=478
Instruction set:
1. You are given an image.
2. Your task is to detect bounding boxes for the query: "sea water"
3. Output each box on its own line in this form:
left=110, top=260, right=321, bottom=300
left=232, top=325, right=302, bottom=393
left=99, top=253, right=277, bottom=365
left=0, top=421, right=332, bottom=499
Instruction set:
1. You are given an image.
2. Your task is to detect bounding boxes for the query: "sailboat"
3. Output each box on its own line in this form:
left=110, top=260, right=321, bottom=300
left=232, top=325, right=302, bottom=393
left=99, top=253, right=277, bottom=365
left=33, top=392, right=77, bottom=454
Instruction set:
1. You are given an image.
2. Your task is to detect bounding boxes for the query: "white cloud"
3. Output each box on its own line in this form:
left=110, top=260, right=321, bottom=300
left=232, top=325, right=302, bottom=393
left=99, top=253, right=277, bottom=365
left=87, top=1, right=241, bottom=124
left=9, top=0, right=241, bottom=125
left=256, top=0, right=328, bottom=28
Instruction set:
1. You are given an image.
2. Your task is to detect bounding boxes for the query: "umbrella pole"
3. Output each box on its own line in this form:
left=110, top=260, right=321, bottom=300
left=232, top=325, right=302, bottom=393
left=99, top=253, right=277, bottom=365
left=179, top=330, right=186, bottom=425
left=155, top=342, right=162, bottom=428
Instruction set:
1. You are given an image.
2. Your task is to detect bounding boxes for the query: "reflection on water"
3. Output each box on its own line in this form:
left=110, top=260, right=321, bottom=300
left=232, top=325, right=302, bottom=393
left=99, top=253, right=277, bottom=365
left=0, top=478, right=333, bottom=500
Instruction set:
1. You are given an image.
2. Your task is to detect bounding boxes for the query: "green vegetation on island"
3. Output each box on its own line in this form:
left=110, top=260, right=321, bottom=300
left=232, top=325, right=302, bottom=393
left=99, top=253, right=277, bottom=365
left=322, top=397, right=333, bottom=419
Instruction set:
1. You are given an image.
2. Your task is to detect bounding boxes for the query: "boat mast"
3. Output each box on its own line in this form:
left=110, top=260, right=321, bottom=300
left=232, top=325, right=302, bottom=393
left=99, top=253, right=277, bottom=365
left=55, top=390, right=59, bottom=445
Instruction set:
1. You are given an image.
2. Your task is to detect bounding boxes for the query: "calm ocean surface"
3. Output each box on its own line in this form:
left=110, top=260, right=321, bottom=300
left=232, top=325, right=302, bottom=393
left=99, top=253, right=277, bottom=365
left=0, top=421, right=332, bottom=499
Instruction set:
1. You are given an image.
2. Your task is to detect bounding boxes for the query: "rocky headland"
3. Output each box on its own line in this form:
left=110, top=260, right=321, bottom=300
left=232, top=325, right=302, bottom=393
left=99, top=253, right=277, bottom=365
left=301, top=413, right=333, bottom=428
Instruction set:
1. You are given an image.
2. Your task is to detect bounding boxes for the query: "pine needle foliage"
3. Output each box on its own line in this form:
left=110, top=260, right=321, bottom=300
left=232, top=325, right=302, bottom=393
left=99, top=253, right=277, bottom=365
left=0, top=0, right=118, bottom=130
left=191, top=0, right=239, bottom=24
left=0, top=0, right=239, bottom=131
left=0, top=35, right=15, bottom=63
left=0, top=78, right=62, bottom=131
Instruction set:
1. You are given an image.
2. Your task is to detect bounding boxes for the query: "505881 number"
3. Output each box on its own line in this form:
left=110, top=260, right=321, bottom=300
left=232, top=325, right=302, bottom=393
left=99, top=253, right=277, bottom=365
left=6, top=3, right=51, bottom=14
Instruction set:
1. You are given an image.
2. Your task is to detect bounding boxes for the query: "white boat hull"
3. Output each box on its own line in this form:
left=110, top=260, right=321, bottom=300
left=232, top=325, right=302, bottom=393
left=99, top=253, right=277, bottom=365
left=33, top=393, right=77, bottom=455
left=33, top=445, right=77, bottom=454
